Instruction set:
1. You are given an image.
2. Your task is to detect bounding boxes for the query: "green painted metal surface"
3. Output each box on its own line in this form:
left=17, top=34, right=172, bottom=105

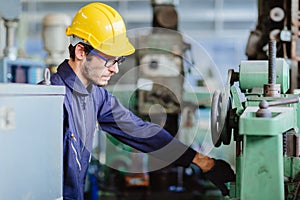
left=230, top=85, right=244, bottom=116
left=238, top=105, right=297, bottom=200
left=240, top=135, right=284, bottom=200
left=239, top=106, right=296, bottom=136
left=239, top=58, right=290, bottom=93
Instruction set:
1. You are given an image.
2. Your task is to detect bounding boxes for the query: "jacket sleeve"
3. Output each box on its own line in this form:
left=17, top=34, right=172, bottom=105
left=96, top=88, right=196, bottom=167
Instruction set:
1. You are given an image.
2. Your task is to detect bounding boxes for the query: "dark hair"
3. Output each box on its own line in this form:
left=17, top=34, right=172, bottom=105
left=68, top=42, right=94, bottom=61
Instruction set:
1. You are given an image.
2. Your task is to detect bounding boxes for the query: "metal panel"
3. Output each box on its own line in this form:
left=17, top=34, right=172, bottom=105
left=0, top=83, right=65, bottom=200
left=0, top=83, right=65, bottom=95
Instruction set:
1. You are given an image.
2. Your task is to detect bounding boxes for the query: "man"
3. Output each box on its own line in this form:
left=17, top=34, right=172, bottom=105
left=50, top=2, right=235, bottom=199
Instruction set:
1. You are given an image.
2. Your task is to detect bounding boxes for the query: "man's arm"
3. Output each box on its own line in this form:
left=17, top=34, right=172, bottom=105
left=97, top=89, right=235, bottom=195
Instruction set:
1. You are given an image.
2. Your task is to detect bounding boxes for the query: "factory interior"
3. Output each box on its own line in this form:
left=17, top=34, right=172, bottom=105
left=1, top=0, right=300, bottom=199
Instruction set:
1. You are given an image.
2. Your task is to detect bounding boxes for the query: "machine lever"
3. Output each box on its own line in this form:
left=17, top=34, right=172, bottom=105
left=267, top=96, right=300, bottom=107
left=256, top=96, right=300, bottom=118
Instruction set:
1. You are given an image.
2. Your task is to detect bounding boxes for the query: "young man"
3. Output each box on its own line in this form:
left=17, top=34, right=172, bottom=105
left=50, top=2, right=235, bottom=199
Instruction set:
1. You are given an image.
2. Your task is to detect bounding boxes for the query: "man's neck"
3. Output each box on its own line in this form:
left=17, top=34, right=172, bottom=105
left=68, top=59, right=89, bottom=88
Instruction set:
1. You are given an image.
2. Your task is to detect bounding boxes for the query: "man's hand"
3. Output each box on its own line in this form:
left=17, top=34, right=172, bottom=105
left=192, top=153, right=235, bottom=196
left=204, top=159, right=235, bottom=196
left=192, top=152, right=215, bottom=172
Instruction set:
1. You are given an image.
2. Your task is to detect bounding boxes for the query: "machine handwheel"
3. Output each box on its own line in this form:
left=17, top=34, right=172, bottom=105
left=221, top=99, right=231, bottom=145
left=211, top=69, right=233, bottom=147
left=211, top=90, right=222, bottom=147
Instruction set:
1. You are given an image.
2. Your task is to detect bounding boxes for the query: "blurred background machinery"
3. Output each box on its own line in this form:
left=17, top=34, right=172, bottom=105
left=0, top=0, right=257, bottom=85
left=0, top=0, right=70, bottom=84
left=0, top=0, right=45, bottom=84
left=135, top=1, right=188, bottom=136
left=245, top=0, right=300, bottom=92
left=42, top=13, right=70, bottom=71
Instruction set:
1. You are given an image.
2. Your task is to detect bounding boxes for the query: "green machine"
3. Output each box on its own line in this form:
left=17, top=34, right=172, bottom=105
left=211, top=41, right=300, bottom=200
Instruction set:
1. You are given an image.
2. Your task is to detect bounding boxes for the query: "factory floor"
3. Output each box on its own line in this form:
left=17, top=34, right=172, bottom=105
left=85, top=156, right=225, bottom=200
left=96, top=189, right=222, bottom=200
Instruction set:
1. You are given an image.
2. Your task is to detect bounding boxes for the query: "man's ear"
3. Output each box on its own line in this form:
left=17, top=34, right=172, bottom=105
left=75, top=43, right=86, bottom=60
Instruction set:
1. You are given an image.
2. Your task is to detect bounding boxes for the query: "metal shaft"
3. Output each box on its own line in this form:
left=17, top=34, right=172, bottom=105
left=3, top=19, right=18, bottom=60
left=269, top=40, right=276, bottom=84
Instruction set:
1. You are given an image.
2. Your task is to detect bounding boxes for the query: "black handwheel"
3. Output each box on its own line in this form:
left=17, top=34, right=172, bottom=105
left=211, top=90, right=222, bottom=147
left=220, top=98, right=231, bottom=145
left=210, top=69, right=234, bottom=147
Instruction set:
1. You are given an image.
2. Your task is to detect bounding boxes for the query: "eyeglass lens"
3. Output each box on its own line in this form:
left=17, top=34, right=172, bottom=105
left=90, top=50, right=126, bottom=68
left=105, top=56, right=126, bottom=68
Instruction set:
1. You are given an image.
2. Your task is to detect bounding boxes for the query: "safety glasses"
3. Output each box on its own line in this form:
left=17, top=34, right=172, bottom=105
left=90, top=50, right=126, bottom=68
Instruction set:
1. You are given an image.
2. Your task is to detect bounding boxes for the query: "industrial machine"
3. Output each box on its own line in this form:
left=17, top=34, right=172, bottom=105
left=233, top=1, right=300, bottom=198
left=211, top=41, right=300, bottom=200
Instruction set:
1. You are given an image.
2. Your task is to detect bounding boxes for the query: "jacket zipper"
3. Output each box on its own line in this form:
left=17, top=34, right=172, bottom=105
left=82, top=96, right=87, bottom=152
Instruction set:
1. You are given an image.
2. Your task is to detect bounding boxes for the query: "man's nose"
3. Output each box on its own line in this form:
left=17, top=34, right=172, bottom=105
left=109, top=63, right=119, bottom=74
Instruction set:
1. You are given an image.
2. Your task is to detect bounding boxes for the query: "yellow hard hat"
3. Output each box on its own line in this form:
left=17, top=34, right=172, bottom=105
left=66, top=2, right=135, bottom=56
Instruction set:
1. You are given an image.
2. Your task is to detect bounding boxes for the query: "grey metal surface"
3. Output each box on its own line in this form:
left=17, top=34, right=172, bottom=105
left=0, top=83, right=65, bottom=95
left=0, top=83, right=65, bottom=200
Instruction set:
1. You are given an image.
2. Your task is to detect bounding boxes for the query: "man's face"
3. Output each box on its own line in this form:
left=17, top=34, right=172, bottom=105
left=82, top=50, right=120, bottom=86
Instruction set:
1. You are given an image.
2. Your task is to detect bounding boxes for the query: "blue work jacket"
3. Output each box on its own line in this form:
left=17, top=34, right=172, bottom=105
left=50, top=60, right=197, bottom=200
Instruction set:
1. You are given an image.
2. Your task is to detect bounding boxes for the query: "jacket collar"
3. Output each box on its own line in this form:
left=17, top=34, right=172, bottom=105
left=57, top=59, right=95, bottom=95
